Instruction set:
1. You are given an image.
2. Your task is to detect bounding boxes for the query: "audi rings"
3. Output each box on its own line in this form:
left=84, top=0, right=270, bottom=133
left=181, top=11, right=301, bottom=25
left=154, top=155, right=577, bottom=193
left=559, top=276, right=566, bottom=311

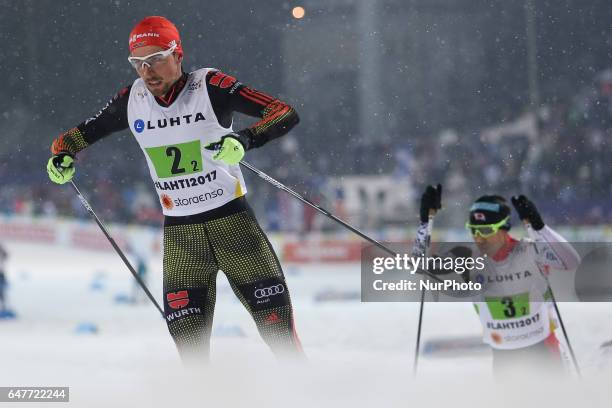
left=254, top=284, right=285, bottom=299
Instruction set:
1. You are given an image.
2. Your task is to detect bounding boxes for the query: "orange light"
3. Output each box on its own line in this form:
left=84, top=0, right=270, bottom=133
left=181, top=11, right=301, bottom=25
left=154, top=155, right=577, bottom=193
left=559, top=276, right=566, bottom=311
left=292, top=6, right=305, bottom=19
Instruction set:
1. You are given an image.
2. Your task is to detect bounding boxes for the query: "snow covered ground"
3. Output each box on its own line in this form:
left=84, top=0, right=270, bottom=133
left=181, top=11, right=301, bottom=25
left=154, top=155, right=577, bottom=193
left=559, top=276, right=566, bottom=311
left=1, top=241, right=611, bottom=407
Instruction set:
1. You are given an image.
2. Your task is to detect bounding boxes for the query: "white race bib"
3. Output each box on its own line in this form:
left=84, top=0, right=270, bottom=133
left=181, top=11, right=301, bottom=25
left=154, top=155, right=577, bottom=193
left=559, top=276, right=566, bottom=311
left=127, top=68, right=247, bottom=216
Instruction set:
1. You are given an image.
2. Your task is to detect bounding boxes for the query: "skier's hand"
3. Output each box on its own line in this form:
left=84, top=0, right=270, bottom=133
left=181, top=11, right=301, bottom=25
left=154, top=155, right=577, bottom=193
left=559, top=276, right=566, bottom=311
left=47, top=152, right=76, bottom=184
left=511, top=195, right=544, bottom=230
left=420, top=184, right=442, bottom=223
left=204, top=133, right=246, bottom=165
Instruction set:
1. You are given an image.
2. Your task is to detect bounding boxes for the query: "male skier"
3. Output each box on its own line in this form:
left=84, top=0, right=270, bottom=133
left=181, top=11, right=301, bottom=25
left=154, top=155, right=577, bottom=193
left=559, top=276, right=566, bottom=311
left=47, top=16, right=302, bottom=361
left=418, top=189, right=580, bottom=374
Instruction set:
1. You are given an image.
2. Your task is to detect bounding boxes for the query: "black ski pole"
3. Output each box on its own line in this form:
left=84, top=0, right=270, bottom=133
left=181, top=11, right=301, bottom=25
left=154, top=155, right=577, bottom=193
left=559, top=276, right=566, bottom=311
left=526, top=223, right=581, bottom=377
left=546, top=279, right=581, bottom=377
left=70, top=180, right=164, bottom=318
left=413, top=213, right=435, bottom=376
left=239, top=161, right=444, bottom=283
left=414, top=289, right=426, bottom=374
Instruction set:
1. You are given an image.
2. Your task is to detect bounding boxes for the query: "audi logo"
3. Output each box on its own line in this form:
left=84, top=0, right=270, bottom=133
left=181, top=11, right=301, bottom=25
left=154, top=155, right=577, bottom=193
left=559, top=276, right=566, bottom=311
left=254, top=284, right=285, bottom=299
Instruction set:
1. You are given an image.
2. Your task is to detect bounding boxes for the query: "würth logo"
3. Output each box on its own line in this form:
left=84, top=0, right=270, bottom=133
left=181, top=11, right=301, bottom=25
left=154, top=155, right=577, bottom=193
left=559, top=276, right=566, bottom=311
left=166, top=290, right=189, bottom=309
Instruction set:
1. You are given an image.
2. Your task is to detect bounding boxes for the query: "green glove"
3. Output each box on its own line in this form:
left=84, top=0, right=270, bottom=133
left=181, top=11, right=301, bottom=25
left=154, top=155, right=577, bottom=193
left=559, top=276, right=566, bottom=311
left=47, top=153, right=76, bottom=184
left=204, top=134, right=245, bottom=165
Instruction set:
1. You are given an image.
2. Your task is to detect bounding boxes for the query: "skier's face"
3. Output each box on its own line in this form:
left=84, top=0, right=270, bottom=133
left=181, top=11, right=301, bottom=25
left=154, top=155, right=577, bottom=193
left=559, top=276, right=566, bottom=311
left=130, top=45, right=182, bottom=97
left=472, top=230, right=507, bottom=257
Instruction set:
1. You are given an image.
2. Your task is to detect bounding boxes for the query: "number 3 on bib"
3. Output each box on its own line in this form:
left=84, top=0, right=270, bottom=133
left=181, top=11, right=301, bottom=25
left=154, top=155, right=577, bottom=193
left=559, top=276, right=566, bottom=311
left=485, top=292, right=530, bottom=320
left=145, top=140, right=203, bottom=179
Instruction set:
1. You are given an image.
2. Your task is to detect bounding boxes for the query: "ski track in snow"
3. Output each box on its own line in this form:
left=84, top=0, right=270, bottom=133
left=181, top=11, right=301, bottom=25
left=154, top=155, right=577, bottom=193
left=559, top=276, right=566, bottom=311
left=1, top=241, right=611, bottom=407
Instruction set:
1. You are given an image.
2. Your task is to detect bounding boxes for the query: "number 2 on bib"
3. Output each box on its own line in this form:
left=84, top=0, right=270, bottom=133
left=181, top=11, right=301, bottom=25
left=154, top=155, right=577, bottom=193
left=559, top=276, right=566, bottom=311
left=145, top=140, right=203, bottom=179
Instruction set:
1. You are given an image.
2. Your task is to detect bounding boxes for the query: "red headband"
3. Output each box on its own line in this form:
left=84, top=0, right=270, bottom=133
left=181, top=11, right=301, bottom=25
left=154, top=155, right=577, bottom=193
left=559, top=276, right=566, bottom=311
left=128, top=16, right=183, bottom=57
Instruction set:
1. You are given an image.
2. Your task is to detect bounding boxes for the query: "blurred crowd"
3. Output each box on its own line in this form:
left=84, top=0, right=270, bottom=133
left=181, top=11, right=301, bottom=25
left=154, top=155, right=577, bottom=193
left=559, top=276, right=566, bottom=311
left=1, top=69, right=610, bottom=230
left=402, top=69, right=611, bottom=228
